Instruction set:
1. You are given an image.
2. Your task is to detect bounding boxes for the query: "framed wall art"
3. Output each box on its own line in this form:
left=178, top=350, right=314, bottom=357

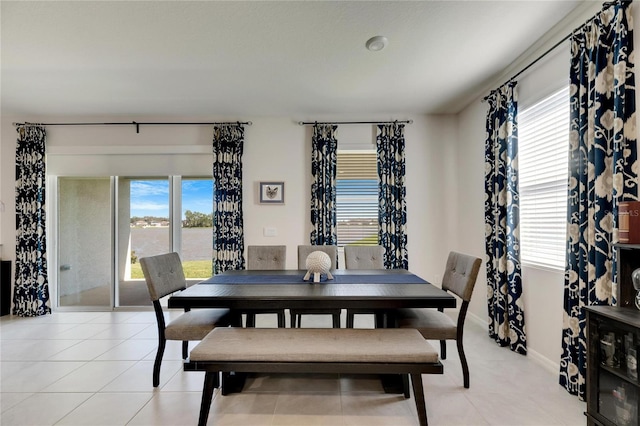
left=259, top=182, right=284, bottom=204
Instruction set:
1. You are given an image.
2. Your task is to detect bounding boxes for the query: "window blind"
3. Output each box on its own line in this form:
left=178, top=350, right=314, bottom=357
left=518, top=86, right=569, bottom=270
left=336, top=151, right=379, bottom=246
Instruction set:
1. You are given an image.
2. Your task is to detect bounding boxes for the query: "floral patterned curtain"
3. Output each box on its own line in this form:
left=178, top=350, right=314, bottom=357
left=484, top=81, right=527, bottom=355
left=212, top=124, right=246, bottom=274
left=13, top=125, right=51, bottom=317
left=310, top=124, right=338, bottom=246
left=560, top=0, right=636, bottom=400
left=377, top=123, right=408, bottom=270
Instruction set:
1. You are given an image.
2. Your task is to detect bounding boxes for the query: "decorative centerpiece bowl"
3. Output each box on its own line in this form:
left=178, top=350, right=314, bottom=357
left=303, top=251, right=333, bottom=283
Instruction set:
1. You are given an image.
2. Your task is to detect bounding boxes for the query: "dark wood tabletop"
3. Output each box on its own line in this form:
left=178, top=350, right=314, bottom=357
left=168, top=269, right=456, bottom=311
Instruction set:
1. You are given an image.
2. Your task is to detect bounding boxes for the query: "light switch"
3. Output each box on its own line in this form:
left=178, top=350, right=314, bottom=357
left=264, top=227, right=278, bottom=237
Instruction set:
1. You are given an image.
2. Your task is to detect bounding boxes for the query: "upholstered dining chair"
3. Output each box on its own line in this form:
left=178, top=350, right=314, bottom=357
left=344, top=245, right=386, bottom=328
left=140, top=252, right=232, bottom=387
left=245, top=245, right=287, bottom=328
left=395, top=251, right=481, bottom=388
left=290, top=245, right=340, bottom=328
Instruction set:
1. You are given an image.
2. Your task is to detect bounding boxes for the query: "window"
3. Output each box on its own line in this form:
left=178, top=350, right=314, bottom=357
left=336, top=151, right=378, bottom=246
left=518, top=86, right=570, bottom=270
left=180, top=178, right=214, bottom=279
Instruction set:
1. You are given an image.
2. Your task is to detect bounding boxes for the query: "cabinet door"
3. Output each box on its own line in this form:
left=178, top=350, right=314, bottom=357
left=589, top=311, right=640, bottom=426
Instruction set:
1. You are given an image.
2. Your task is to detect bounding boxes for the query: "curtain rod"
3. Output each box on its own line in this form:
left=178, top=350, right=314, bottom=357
left=12, top=121, right=252, bottom=134
left=482, top=0, right=620, bottom=102
left=298, top=120, right=413, bottom=126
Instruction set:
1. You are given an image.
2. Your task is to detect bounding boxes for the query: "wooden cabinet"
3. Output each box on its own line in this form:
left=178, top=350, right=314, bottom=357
left=615, top=244, right=640, bottom=309
left=0, top=260, right=10, bottom=316
left=586, top=306, right=640, bottom=426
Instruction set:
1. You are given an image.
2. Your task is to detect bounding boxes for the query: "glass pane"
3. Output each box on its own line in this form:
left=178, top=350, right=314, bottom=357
left=181, top=178, right=213, bottom=279
left=118, top=177, right=170, bottom=306
left=58, top=177, right=112, bottom=307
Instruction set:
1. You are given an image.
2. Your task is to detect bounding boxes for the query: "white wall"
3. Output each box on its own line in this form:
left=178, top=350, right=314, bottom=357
left=0, top=113, right=457, bottom=300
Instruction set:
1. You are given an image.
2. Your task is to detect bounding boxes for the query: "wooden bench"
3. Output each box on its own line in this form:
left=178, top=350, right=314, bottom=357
left=185, top=327, right=442, bottom=426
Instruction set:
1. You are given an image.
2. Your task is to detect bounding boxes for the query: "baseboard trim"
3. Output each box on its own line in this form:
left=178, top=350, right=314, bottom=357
left=466, top=311, right=560, bottom=375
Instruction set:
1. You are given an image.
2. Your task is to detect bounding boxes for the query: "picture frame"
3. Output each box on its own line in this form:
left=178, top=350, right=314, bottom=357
left=259, top=182, right=284, bottom=204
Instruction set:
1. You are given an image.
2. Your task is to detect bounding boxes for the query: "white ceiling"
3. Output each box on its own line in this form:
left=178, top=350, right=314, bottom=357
left=1, top=1, right=584, bottom=118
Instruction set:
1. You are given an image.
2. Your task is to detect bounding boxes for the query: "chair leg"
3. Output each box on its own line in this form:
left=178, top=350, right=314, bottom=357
left=198, top=372, right=217, bottom=426
left=229, top=311, right=243, bottom=327
left=457, top=338, right=470, bottom=388
left=346, top=312, right=354, bottom=328
left=410, top=373, right=428, bottom=426
left=440, top=340, right=447, bottom=360
left=402, top=373, right=411, bottom=398
left=182, top=341, right=189, bottom=359
left=374, top=312, right=386, bottom=329
left=277, top=311, right=285, bottom=328
left=332, top=313, right=341, bottom=328
left=153, top=337, right=166, bottom=387
left=246, top=312, right=256, bottom=328
left=221, top=371, right=231, bottom=395
left=290, top=312, right=297, bottom=328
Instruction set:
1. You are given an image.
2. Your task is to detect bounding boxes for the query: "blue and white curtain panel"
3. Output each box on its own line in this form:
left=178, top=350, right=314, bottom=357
left=212, top=124, right=246, bottom=274
left=377, top=123, right=408, bottom=270
left=484, top=81, right=527, bottom=355
left=310, top=124, right=338, bottom=246
left=560, top=0, right=637, bottom=400
left=14, top=125, right=51, bottom=317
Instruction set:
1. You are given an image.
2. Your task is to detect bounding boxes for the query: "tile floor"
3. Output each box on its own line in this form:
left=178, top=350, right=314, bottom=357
left=0, top=310, right=586, bottom=426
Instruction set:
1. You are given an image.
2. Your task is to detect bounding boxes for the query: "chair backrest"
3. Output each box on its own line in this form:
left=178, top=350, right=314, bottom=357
left=247, top=245, right=286, bottom=270
left=140, top=252, right=187, bottom=301
left=344, top=245, right=385, bottom=269
left=441, top=251, right=482, bottom=302
left=297, top=245, right=338, bottom=270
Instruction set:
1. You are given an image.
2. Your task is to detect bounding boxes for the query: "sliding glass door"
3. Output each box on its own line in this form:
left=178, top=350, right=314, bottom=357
left=57, top=176, right=213, bottom=309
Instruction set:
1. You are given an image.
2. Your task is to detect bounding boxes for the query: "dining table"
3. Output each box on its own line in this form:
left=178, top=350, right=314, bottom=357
left=167, top=269, right=456, bottom=315
left=168, top=268, right=455, bottom=395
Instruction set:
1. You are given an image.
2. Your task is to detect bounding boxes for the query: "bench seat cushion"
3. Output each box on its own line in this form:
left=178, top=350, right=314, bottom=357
left=190, top=328, right=438, bottom=363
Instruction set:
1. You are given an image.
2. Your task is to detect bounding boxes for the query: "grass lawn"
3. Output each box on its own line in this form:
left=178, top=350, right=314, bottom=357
left=130, top=260, right=213, bottom=279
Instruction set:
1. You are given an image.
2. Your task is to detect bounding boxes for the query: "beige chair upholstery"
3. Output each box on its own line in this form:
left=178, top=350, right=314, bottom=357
left=291, top=245, right=341, bottom=328
left=297, top=245, right=338, bottom=270
left=344, top=245, right=386, bottom=328
left=245, top=245, right=286, bottom=327
left=395, top=251, right=482, bottom=388
left=140, top=252, right=231, bottom=387
left=344, top=245, right=385, bottom=269
left=247, top=245, right=286, bottom=270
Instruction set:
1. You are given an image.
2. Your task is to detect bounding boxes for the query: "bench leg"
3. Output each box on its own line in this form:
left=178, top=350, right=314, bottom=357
left=410, top=373, right=428, bottom=426
left=198, top=372, right=218, bottom=426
